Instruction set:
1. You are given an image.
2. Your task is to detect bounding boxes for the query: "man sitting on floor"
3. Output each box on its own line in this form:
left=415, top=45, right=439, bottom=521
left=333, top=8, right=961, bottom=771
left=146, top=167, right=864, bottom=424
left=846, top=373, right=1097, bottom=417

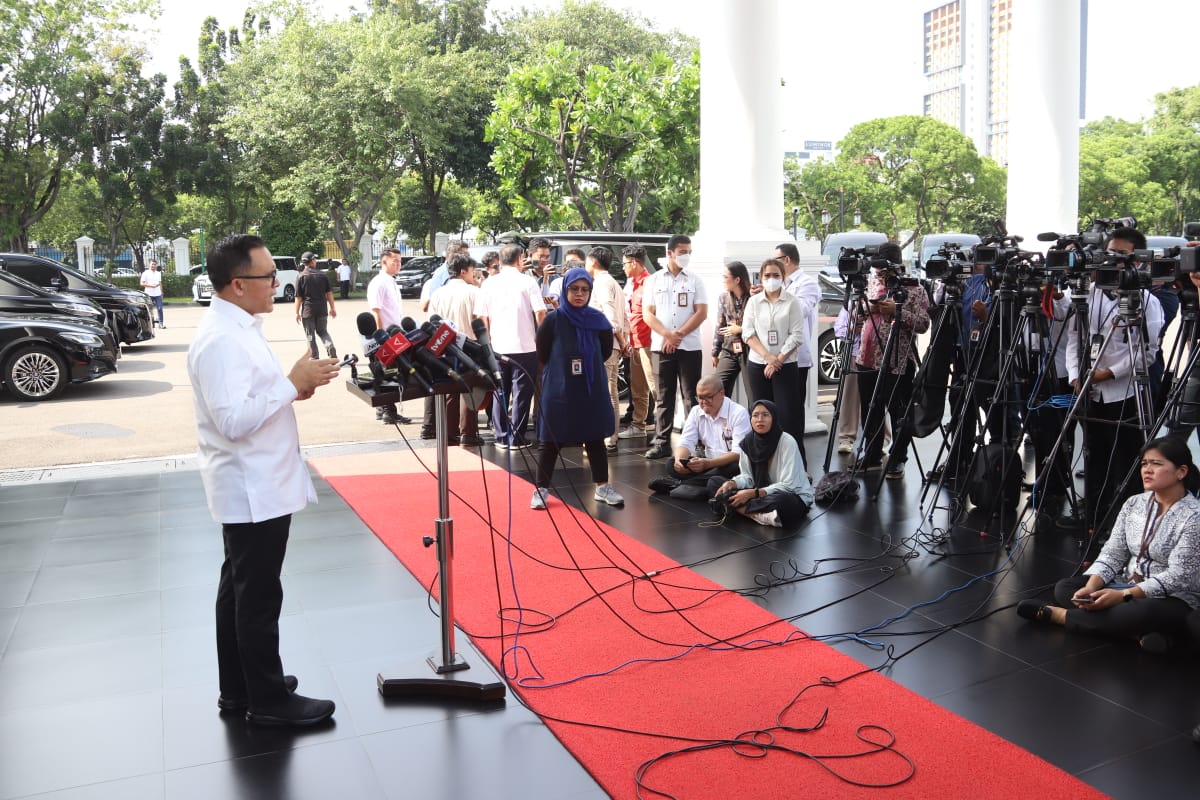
left=648, top=373, right=751, bottom=501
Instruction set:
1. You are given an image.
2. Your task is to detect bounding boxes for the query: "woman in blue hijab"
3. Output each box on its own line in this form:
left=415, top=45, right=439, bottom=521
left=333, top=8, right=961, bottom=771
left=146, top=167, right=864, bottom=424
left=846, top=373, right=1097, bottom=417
left=530, top=267, right=624, bottom=510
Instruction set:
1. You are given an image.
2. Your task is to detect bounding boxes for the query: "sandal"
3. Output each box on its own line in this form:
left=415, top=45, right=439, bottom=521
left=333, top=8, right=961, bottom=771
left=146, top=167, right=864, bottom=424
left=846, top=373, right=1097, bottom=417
left=1016, top=599, right=1051, bottom=623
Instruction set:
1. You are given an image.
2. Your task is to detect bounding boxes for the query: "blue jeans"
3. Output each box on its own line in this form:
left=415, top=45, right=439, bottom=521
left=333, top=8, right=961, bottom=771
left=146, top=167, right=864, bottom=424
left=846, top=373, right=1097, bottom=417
left=151, top=294, right=163, bottom=326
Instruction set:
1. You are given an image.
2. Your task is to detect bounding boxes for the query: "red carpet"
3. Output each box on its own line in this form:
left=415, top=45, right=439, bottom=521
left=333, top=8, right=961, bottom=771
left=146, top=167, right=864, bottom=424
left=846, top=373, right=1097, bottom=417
left=312, top=450, right=1107, bottom=800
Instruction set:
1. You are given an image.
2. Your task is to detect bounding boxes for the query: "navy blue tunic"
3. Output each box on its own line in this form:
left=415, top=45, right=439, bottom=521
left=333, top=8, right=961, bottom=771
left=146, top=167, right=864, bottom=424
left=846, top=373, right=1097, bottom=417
left=535, top=310, right=614, bottom=444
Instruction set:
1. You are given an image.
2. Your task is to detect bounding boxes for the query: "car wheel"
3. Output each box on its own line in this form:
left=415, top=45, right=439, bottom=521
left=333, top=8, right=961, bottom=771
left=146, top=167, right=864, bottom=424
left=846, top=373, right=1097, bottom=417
left=618, top=356, right=631, bottom=402
left=4, top=344, right=68, bottom=401
left=282, top=284, right=296, bottom=302
left=817, top=330, right=843, bottom=385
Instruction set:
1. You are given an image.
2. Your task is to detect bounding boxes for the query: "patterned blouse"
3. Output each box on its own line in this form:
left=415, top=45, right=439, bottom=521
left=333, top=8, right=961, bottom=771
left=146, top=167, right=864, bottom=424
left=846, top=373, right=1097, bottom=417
left=712, top=290, right=748, bottom=358
left=854, top=272, right=930, bottom=374
left=1084, top=491, right=1200, bottom=609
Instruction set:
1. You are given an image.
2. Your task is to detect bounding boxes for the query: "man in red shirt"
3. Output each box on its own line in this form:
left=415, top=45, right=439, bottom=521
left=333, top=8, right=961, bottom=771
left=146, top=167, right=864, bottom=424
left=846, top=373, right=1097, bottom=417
left=618, top=245, right=655, bottom=438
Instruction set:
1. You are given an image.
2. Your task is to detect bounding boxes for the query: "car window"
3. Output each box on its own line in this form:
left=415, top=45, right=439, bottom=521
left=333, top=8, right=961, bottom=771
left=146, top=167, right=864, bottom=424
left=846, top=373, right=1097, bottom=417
left=0, top=272, right=42, bottom=295
left=5, top=259, right=58, bottom=287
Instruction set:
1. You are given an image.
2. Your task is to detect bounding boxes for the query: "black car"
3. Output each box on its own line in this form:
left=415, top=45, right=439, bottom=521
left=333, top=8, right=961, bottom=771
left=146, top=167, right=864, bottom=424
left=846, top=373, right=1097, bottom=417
left=0, top=271, right=109, bottom=328
left=0, top=253, right=155, bottom=344
left=394, top=255, right=444, bottom=298
left=0, top=314, right=119, bottom=401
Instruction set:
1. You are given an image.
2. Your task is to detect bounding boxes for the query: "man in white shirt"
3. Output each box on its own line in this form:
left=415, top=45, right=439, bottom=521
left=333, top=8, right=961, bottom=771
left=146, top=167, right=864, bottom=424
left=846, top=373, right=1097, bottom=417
left=774, top=242, right=819, bottom=468
left=1066, top=227, right=1164, bottom=532
left=647, top=373, right=751, bottom=502
left=428, top=253, right=485, bottom=446
left=140, top=258, right=164, bottom=328
left=474, top=244, right=545, bottom=448
left=367, top=248, right=411, bottom=425
left=337, top=259, right=352, bottom=299
left=586, top=246, right=630, bottom=452
left=187, top=233, right=340, bottom=727
left=643, top=234, right=708, bottom=459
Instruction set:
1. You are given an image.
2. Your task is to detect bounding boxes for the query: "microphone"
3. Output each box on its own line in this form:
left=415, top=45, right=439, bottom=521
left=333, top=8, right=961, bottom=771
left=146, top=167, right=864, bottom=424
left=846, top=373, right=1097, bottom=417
left=399, top=318, right=464, bottom=383
left=356, top=311, right=377, bottom=337
left=470, top=318, right=504, bottom=383
left=1036, top=232, right=1063, bottom=242
left=372, top=329, right=435, bottom=394
left=420, top=319, right=495, bottom=386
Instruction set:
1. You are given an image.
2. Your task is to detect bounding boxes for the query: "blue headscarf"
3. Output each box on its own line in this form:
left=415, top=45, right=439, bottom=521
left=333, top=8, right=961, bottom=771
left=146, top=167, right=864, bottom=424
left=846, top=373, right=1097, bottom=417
left=556, top=267, right=611, bottom=384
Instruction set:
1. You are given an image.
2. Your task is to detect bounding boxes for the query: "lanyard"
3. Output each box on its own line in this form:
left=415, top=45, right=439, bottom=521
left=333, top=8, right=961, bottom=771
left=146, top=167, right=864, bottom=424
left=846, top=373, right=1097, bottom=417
left=1136, top=494, right=1172, bottom=580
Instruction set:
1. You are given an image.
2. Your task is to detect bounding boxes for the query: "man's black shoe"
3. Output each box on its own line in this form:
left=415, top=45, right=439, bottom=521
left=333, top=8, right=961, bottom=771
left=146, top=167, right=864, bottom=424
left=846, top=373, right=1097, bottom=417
left=245, top=693, right=335, bottom=727
left=884, top=461, right=905, bottom=479
left=381, top=411, right=400, bottom=425
left=851, top=459, right=881, bottom=474
left=419, top=430, right=437, bottom=440
left=648, top=476, right=680, bottom=494
left=459, top=434, right=486, bottom=447
left=644, top=444, right=671, bottom=459
left=396, top=415, right=413, bottom=425
left=218, top=675, right=299, bottom=713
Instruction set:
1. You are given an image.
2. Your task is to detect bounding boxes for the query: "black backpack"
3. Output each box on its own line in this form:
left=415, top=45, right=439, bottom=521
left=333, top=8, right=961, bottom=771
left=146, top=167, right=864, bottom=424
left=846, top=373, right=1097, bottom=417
left=814, top=471, right=860, bottom=506
left=967, top=443, right=1021, bottom=512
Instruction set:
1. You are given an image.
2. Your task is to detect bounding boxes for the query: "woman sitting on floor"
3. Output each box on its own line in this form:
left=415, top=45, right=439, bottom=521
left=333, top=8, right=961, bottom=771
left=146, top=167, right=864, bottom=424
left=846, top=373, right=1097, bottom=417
left=708, top=399, right=813, bottom=528
left=1017, top=436, right=1200, bottom=653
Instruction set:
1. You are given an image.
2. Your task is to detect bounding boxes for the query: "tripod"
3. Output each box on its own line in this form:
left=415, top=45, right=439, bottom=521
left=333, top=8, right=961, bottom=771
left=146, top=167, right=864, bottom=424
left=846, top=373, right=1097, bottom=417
left=822, top=281, right=869, bottom=473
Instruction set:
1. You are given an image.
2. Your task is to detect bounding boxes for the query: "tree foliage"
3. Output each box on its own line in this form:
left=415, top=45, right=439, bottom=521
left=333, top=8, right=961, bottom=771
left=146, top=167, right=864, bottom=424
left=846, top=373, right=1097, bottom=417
left=259, top=202, right=320, bottom=262
left=384, top=173, right=471, bottom=251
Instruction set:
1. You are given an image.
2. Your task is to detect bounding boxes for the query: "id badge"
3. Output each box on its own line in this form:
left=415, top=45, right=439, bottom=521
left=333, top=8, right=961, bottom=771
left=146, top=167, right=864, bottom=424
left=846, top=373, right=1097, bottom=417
left=570, top=358, right=583, bottom=376
left=677, top=292, right=688, bottom=307
left=970, top=327, right=981, bottom=344
left=767, top=330, right=779, bottom=347
left=732, top=341, right=743, bottom=354
left=1089, top=334, right=1103, bottom=361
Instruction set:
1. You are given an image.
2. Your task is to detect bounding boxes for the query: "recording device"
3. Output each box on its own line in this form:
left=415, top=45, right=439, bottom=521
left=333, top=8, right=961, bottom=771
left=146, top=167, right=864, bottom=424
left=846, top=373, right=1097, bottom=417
left=1041, top=217, right=1139, bottom=271
left=923, top=243, right=973, bottom=280
left=469, top=318, right=505, bottom=383
left=836, top=244, right=894, bottom=278
left=1072, top=596, right=1095, bottom=604
left=1093, top=249, right=1170, bottom=291
left=336, top=354, right=358, bottom=369
left=399, top=317, right=465, bottom=383
left=1185, top=222, right=1200, bottom=242
left=372, top=328, right=436, bottom=393
left=423, top=315, right=496, bottom=387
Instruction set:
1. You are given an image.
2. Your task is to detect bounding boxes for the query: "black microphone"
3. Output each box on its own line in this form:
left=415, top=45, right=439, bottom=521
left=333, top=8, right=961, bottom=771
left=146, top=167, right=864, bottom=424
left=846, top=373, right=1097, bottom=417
left=399, top=318, right=464, bottom=383
left=356, top=311, right=377, bottom=337
left=421, top=318, right=494, bottom=387
left=469, top=318, right=504, bottom=383
left=1036, top=232, right=1063, bottom=242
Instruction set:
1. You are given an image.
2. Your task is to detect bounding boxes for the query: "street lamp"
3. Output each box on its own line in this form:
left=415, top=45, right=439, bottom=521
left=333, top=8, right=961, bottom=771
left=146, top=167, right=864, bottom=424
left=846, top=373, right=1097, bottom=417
left=822, top=188, right=860, bottom=233
left=791, top=206, right=800, bottom=241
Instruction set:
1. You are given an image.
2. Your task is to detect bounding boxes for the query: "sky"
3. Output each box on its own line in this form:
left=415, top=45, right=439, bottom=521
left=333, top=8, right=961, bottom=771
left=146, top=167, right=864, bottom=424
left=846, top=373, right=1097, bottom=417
left=141, top=0, right=1199, bottom=148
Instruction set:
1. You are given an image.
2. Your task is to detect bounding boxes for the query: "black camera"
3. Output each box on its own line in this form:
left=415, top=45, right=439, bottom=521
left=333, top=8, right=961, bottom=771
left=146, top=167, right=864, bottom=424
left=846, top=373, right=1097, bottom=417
left=1181, top=246, right=1200, bottom=274
left=923, top=243, right=971, bottom=280
left=837, top=245, right=881, bottom=277
left=1092, top=249, right=1164, bottom=291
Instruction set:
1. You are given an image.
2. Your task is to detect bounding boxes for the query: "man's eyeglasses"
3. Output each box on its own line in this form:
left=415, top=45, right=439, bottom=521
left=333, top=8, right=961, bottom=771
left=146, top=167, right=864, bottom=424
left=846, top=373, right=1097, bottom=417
left=237, top=270, right=278, bottom=283
left=696, top=392, right=721, bottom=403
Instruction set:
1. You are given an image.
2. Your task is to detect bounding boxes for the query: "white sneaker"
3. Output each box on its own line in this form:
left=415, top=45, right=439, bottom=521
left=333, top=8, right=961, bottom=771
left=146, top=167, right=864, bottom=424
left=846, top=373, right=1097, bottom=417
left=530, top=487, right=550, bottom=510
left=617, top=425, right=646, bottom=439
left=593, top=484, right=625, bottom=506
left=750, top=510, right=781, bottom=527
left=837, top=440, right=854, bottom=454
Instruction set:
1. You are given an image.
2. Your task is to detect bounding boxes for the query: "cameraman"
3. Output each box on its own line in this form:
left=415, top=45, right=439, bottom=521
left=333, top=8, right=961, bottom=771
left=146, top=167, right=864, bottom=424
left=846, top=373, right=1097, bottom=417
left=853, top=243, right=930, bottom=477
left=1066, top=227, right=1164, bottom=533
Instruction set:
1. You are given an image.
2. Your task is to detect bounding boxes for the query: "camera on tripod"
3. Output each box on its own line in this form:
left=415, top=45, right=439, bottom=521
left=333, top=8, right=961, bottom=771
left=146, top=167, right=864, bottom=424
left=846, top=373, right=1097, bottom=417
left=923, top=243, right=972, bottom=280
left=1092, top=249, right=1166, bottom=291
left=837, top=245, right=884, bottom=277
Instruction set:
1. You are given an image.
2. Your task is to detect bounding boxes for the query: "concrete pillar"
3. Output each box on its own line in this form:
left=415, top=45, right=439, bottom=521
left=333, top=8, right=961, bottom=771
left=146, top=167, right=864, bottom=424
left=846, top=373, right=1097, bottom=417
left=74, top=236, right=94, bottom=275
left=357, top=233, right=373, bottom=274
left=171, top=237, right=191, bottom=275
left=693, top=0, right=825, bottom=435
left=1005, top=0, right=1081, bottom=240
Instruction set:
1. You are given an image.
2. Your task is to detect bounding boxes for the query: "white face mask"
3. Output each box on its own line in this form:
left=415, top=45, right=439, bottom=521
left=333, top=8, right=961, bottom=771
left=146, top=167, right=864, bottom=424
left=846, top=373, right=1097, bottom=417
left=761, top=277, right=783, bottom=293
left=673, top=253, right=691, bottom=269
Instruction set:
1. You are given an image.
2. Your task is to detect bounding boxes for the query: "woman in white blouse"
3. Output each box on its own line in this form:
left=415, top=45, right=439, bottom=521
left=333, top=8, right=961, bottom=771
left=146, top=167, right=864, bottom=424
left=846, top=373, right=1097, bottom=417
left=740, top=258, right=806, bottom=448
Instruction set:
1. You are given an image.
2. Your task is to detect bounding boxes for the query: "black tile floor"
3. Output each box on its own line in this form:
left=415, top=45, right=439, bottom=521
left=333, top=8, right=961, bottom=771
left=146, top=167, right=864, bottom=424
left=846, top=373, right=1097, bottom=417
left=2, top=434, right=1198, bottom=800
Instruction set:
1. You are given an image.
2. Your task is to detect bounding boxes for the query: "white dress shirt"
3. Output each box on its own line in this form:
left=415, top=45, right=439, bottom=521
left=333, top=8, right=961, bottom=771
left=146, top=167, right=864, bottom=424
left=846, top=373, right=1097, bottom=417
left=678, top=396, right=751, bottom=457
left=784, top=270, right=819, bottom=368
left=741, top=292, right=805, bottom=365
left=589, top=270, right=629, bottom=336
left=429, top=278, right=480, bottom=340
left=474, top=265, right=543, bottom=354
left=367, top=271, right=404, bottom=329
left=187, top=297, right=316, bottom=524
left=139, top=269, right=163, bottom=297
left=1066, top=286, right=1163, bottom=404
left=645, top=267, right=708, bottom=351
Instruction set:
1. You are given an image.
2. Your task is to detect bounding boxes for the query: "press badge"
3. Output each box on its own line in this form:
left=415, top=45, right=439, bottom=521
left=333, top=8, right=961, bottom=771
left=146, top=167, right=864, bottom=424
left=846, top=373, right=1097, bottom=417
left=570, top=358, right=583, bottom=376
left=970, top=327, right=981, bottom=344
left=677, top=292, right=688, bottom=307
left=732, top=341, right=743, bottom=354
left=767, top=330, right=779, bottom=346
left=1090, top=334, right=1103, bottom=361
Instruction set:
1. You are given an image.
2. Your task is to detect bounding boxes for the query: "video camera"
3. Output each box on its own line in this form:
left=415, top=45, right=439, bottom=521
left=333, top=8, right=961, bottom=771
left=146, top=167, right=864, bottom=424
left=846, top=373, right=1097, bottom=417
left=1093, top=249, right=1171, bottom=291
left=1041, top=216, right=1139, bottom=271
left=923, top=242, right=973, bottom=280
left=837, top=245, right=904, bottom=278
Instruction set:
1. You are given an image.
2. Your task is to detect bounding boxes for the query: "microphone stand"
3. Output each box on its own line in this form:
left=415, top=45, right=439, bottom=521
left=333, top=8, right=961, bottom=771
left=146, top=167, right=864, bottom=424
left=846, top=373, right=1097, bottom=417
left=348, top=374, right=506, bottom=703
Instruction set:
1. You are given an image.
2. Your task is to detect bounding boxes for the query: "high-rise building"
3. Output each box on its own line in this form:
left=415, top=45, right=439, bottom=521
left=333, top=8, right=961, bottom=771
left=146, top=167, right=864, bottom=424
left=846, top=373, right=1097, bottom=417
left=922, top=0, right=1086, bottom=166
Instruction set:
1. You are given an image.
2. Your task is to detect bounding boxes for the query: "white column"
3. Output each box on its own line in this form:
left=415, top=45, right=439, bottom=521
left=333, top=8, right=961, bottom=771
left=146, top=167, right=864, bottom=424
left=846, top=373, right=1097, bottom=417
left=1005, top=0, right=1081, bottom=240
left=357, top=233, right=373, bottom=273
left=693, top=0, right=825, bottom=434
left=74, top=236, right=94, bottom=275
left=171, top=237, right=191, bottom=275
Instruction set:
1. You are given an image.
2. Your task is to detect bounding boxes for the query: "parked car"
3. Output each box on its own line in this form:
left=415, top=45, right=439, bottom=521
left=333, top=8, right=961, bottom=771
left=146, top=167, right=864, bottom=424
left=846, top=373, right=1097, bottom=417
left=0, top=271, right=109, bottom=328
left=0, top=314, right=119, bottom=401
left=192, top=256, right=300, bottom=305
left=0, top=253, right=155, bottom=345
left=394, top=255, right=444, bottom=298
left=493, top=231, right=669, bottom=286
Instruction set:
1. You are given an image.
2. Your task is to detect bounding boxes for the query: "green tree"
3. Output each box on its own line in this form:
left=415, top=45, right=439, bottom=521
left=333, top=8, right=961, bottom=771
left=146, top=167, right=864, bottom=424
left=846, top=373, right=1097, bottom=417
left=487, top=45, right=699, bottom=232
left=383, top=173, right=471, bottom=251
left=1144, top=87, right=1200, bottom=232
left=0, top=0, right=148, bottom=250
left=259, top=202, right=320, bottom=262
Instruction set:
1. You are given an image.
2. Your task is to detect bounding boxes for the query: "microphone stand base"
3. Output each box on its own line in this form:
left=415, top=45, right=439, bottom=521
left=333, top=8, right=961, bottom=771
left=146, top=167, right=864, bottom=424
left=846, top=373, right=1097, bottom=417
left=377, top=654, right=507, bottom=702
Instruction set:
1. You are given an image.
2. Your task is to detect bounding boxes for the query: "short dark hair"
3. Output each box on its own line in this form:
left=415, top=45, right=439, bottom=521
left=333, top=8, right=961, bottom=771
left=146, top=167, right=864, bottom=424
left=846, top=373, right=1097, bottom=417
left=877, top=242, right=904, bottom=267
left=1108, top=227, right=1147, bottom=251
left=564, top=247, right=586, bottom=262
left=667, top=234, right=691, bottom=253
left=499, top=244, right=525, bottom=266
left=1143, top=436, right=1200, bottom=493
left=529, top=237, right=552, bottom=252
left=381, top=247, right=403, bottom=259
left=208, top=234, right=266, bottom=291
left=622, top=244, right=646, bottom=262
left=481, top=250, right=499, bottom=267
left=588, top=246, right=612, bottom=270
left=445, top=240, right=468, bottom=257
left=775, top=242, right=800, bottom=264
left=446, top=252, right=474, bottom=277
left=725, top=260, right=751, bottom=293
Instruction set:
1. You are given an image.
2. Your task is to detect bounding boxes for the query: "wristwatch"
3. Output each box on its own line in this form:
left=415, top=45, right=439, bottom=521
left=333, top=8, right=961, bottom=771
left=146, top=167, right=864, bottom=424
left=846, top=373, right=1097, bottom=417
left=1122, top=590, right=1134, bottom=603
